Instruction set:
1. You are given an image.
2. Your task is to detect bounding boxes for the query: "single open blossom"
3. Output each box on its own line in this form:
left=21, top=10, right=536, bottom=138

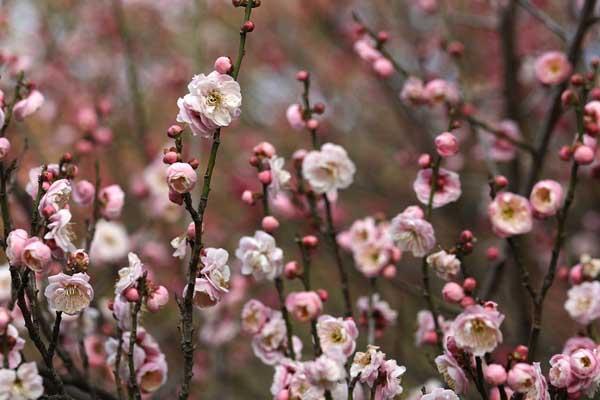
left=421, top=388, right=459, bottom=400
left=435, top=351, right=468, bottom=394
left=451, top=304, right=505, bottom=356
left=6, top=229, right=29, bottom=267
left=137, top=356, right=168, bottom=393
left=251, top=312, right=294, bottom=365
left=21, top=238, right=51, bottom=273
left=38, top=179, right=71, bottom=216
left=236, top=230, right=284, bottom=281
left=99, top=184, right=125, bottom=219
left=508, top=363, right=549, bottom=400
left=0, top=138, right=10, bottom=160
left=44, top=272, right=94, bottom=315
left=352, top=238, right=391, bottom=277
left=535, top=51, right=572, bottom=85
left=389, top=208, right=436, bottom=257
left=115, top=252, right=143, bottom=298
left=286, top=104, right=305, bottom=130
left=267, top=156, right=291, bottom=197
left=190, top=277, right=222, bottom=308
left=338, top=217, right=379, bottom=252
left=579, top=254, right=600, bottom=279
left=356, top=294, right=398, bottom=334
left=176, top=71, right=242, bottom=137
left=350, top=345, right=386, bottom=387
left=488, top=192, right=533, bottom=237
left=549, top=354, right=572, bottom=388
left=530, top=180, right=563, bottom=218
left=413, top=168, right=462, bottom=208
left=302, top=143, right=356, bottom=198
left=0, top=362, right=44, bottom=399
left=285, top=291, right=323, bottom=322
left=0, top=324, right=25, bottom=368
left=304, top=355, right=346, bottom=391
left=316, top=315, right=358, bottom=361
left=426, top=250, right=461, bottom=281
left=200, top=247, right=231, bottom=293
left=90, top=220, right=129, bottom=264
left=241, top=299, right=273, bottom=335
left=44, top=209, right=76, bottom=253
left=565, top=281, right=600, bottom=325
left=424, top=79, right=460, bottom=105
left=13, top=90, right=44, bottom=121
left=73, top=180, right=95, bottom=206
left=166, top=162, right=197, bottom=194
left=376, top=359, right=407, bottom=399
left=400, top=77, right=428, bottom=105
left=354, top=37, right=382, bottom=62
left=570, top=348, right=600, bottom=379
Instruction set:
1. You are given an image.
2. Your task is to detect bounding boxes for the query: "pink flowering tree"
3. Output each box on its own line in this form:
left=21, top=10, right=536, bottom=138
left=0, top=0, right=599, bottom=399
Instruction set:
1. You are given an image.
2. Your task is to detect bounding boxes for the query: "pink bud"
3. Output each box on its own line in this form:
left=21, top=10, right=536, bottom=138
left=442, top=282, right=465, bottom=303
left=163, top=151, right=179, bottom=164
left=262, top=216, right=280, bottom=232
left=186, top=222, right=196, bottom=240
left=301, top=235, right=319, bottom=248
left=276, top=390, right=290, bottom=400
left=494, top=175, right=508, bottom=189
left=574, top=145, right=595, bottom=165
left=241, top=190, right=255, bottom=205
left=418, top=153, right=432, bottom=168
left=486, top=246, right=500, bottom=261
left=434, top=131, right=459, bottom=157
left=42, top=205, right=56, bottom=219
left=253, top=142, right=276, bottom=158
left=462, top=277, right=477, bottom=292
left=93, top=127, right=113, bottom=145
left=460, top=296, right=475, bottom=308
left=258, top=170, right=272, bottom=185
left=284, top=261, right=301, bottom=279
left=485, top=364, right=508, bottom=386
left=423, top=331, right=438, bottom=345
left=569, top=264, right=583, bottom=285
left=167, top=125, right=183, bottom=138
left=316, top=289, right=328, bottom=302
left=124, top=287, right=140, bottom=302
left=382, top=264, right=397, bottom=279
left=0, top=137, right=10, bottom=160
left=390, top=247, right=402, bottom=262
left=296, top=70, right=309, bottom=82
left=558, top=145, right=572, bottom=161
left=214, top=56, right=233, bottom=74
left=513, top=345, right=529, bottom=360
left=459, top=230, right=474, bottom=243
left=372, top=57, right=394, bottom=78
left=306, top=119, right=319, bottom=130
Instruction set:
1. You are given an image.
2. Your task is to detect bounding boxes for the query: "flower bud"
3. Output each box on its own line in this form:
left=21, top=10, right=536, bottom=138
left=284, top=261, right=301, bottom=279
left=442, top=282, right=465, bottom=303
left=214, top=56, right=233, bottom=74
left=241, top=190, right=255, bottom=205
left=382, top=264, right=397, bottom=279
left=258, top=170, right=272, bottom=185
left=262, top=216, right=280, bottom=232
left=0, top=137, right=10, bottom=160
left=418, top=153, right=432, bottom=168
left=434, top=131, right=459, bottom=157
left=301, top=235, right=319, bottom=248
left=574, top=145, right=595, bottom=165
left=167, top=125, right=183, bottom=138
left=485, top=364, right=508, bottom=386
left=124, top=287, right=140, bottom=302
left=462, top=277, right=477, bottom=292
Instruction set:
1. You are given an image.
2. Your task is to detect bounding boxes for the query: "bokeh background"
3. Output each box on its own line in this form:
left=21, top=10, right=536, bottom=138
left=1, top=0, right=599, bottom=398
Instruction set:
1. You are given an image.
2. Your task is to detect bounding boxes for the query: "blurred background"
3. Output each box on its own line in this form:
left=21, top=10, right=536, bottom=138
left=1, top=0, right=600, bottom=398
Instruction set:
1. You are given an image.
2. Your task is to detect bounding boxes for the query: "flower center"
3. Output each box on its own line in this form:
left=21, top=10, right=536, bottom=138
left=206, top=90, right=222, bottom=107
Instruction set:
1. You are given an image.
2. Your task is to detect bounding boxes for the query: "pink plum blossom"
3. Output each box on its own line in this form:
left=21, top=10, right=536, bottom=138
left=413, top=168, right=462, bottom=208
left=535, top=51, right=572, bottom=85
left=488, top=192, right=533, bottom=237
left=44, top=272, right=94, bottom=315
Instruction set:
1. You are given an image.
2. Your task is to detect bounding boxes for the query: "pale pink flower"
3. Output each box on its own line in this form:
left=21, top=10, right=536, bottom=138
left=176, top=71, right=242, bottom=137
left=38, top=178, right=71, bottom=216
left=302, top=143, right=356, bottom=198
left=0, top=138, right=10, bottom=160
left=112, top=296, right=134, bottom=331
left=563, top=336, right=597, bottom=356
left=285, top=291, right=323, bottom=322
left=44, top=272, right=94, bottom=315
left=268, top=156, right=291, bottom=197
left=84, top=335, right=106, bottom=367
left=25, top=164, right=59, bottom=198
left=530, top=180, right=563, bottom=218
left=352, top=238, right=391, bottom=277
left=373, top=57, right=394, bottom=78
left=488, top=120, right=521, bottom=162
left=549, top=354, right=572, bottom=388
left=170, top=234, right=188, bottom=259
left=241, top=299, right=273, bottom=335
left=0, top=264, right=11, bottom=304
left=488, top=192, right=533, bottom=237
left=507, top=363, right=535, bottom=393
left=400, top=77, right=428, bottom=105
left=6, top=229, right=29, bottom=266
left=316, top=315, right=358, bottom=361
left=389, top=209, right=436, bottom=257
left=137, top=356, right=168, bottom=393
left=305, top=355, right=346, bottom=391
left=535, top=51, right=572, bottom=85
left=350, top=345, right=386, bottom=386
left=451, top=304, right=505, bottom=356
left=115, top=252, right=143, bottom=298
left=190, top=277, right=222, bottom=308
left=375, top=359, right=407, bottom=399
left=236, top=230, right=284, bottom=281
left=21, top=238, right=51, bottom=273
left=353, top=38, right=382, bottom=62
left=72, top=180, right=96, bottom=206
left=426, top=250, right=461, bottom=281
left=13, top=90, right=44, bottom=121
left=413, top=168, right=462, bottom=208
left=579, top=254, right=600, bottom=279
left=424, top=79, right=460, bottom=105
left=415, top=310, right=436, bottom=346
left=99, top=184, right=125, bottom=219
left=166, top=162, right=197, bottom=194
left=356, top=294, right=398, bottom=333
left=44, top=209, right=76, bottom=253
left=571, top=348, right=600, bottom=379
left=435, top=351, right=468, bottom=394
left=565, top=281, right=600, bottom=325
left=0, top=324, right=25, bottom=368
left=214, top=56, right=232, bottom=74
left=146, top=285, right=169, bottom=312
left=338, top=217, right=379, bottom=251
left=200, top=247, right=231, bottom=293
left=421, top=388, right=459, bottom=400
left=286, top=104, right=305, bottom=130
left=435, top=132, right=459, bottom=158
left=584, top=100, right=600, bottom=132
left=251, top=312, right=290, bottom=365
left=90, top=220, right=129, bottom=264
left=0, top=362, right=44, bottom=399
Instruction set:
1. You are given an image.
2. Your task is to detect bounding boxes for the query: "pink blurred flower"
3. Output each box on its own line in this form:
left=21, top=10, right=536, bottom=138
left=13, top=90, right=44, bottom=121
left=565, top=281, right=600, bottom=325
left=241, top=299, right=272, bottom=335
left=535, top=51, right=572, bottom=85
left=6, top=229, right=29, bottom=266
left=413, top=168, right=462, bottom=208
left=286, top=104, right=305, bottom=130
left=400, top=77, right=428, bottom=105
left=356, top=294, right=398, bottom=334
left=0, top=137, right=10, bottom=160
left=424, top=79, right=460, bottom=105
left=353, top=38, right=382, bottom=63
left=146, top=285, right=169, bottom=312
left=317, top=314, right=358, bottom=361
left=166, top=162, right=197, bottom=194
left=489, top=120, right=521, bottom=162
left=435, top=132, right=459, bottom=158
left=99, top=184, right=125, bottom=219
left=21, top=238, right=52, bottom=273
left=530, top=179, right=563, bottom=218
left=488, top=192, right=533, bottom=237
left=285, top=291, right=323, bottom=322
left=73, top=180, right=96, bottom=206
left=302, top=143, right=356, bottom=198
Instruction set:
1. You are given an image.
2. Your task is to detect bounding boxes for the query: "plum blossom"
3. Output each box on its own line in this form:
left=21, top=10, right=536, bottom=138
left=21, top=238, right=51, bottom=273
left=350, top=345, right=386, bottom=386
left=421, top=388, right=459, bottom=400
left=548, top=354, right=572, bottom=388
left=170, top=234, right=188, bottom=259
left=375, top=359, right=407, bottom=399
left=241, top=299, right=272, bottom=334
left=424, top=79, right=460, bottom=105
left=578, top=254, right=600, bottom=280
left=0, top=324, right=25, bottom=368
left=98, top=184, right=125, bottom=219
left=302, top=143, right=356, bottom=198
left=507, top=363, right=549, bottom=400
left=13, top=90, right=44, bottom=121
left=286, top=104, right=305, bottom=130
left=389, top=207, right=436, bottom=257
left=488, top=192, right=533, bottom=237
left=488, top=120, right=522, bottom=162
left=251, top=312, right=299, bottom=365
left=44, top=209, right=76, bottom=252
left=267, top=156, right=291, bottom=197
left=316, top=315, right=358, bottom=361
left=0, top=265, right=10, bottom=303
left=38, top=179, right=71, bottom=216
left=236, top=230, right=284, bottom=281
left=451, top=304, right=505, bottom=356
left=426, top=250, right=461, bottom=281
left=176, top=71, right=242, bottom=137
left=356, top=294, right=398, bottom=334
left=200, top=247, right=231, bottom=293
left=285, top=291, right=323, bottom=322
left=565, top=281, right=600, bottom=325
left=90, top=220, right=130, bottom=264
left=72, top=180, right=95, bottom=206
left=190, top=277, right=223, bottom=308
left=6, top=229, right=28, bottom=267
left=25, top=164, right=59, bottom=199
left=400, top=77, right=428, bottom=105
left=44, top=272, right=94, bottom=315
left=435, top=351, right=468, bottom=394
left=304, top=355, right=347, bottom=392
left=529, top=180, right=563, bottom=218
left=0, top=362, right=44, bottom=399
left=166, top=162, right=197, bottom=194
left=413, top=168, right=462, bottom=208
left=535, top=51, right=572, bottom=85
left=115, top=252, right=144, bottom=299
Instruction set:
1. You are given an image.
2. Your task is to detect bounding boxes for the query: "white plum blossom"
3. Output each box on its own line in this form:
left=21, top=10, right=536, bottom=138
left=236, top=231, right=284, bottom=281
left=565, top=281, right=600, bottom=325
left=90, top=220, right=130, bottom=264
left=316, top=315, right=358, bottom=361
left=389, top=208, right=435, bottom=257
left=115, top=253, right=144, bottom=298
left=302, top=143, right=356, bottom=198
left=170, top=234, right=187, bottom=259
left=200, top=248, right=231, bottom=293
left=176, top=71, right=242, bottom=137
left=44, top=209, right=76, bottom=253
left=426, top=250, right=461, bottom=281
left=267, top=156, right=291, bottom=197
left=0, top=362, right=44, bottom=399
left=44, top=272, right=94, bottom=315
left=451, top=304, right=505, bottom=356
